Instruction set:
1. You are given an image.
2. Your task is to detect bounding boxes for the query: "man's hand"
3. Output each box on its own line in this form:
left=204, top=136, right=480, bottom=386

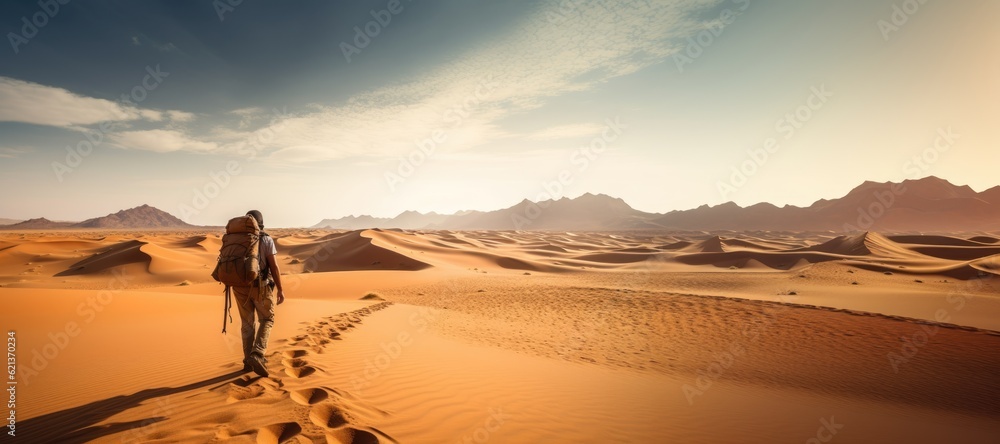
left=276, top=288, right=285, bottom=305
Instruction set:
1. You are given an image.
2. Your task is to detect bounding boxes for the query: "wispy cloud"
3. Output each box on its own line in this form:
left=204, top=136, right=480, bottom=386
left=250, top=0, right=719, bottom=162
left=3, top=1, right=719, bottom=160
left=0, top=77, right=146, bottom=127
left=0, top=146, right=33, bottom=158
left=0, top=76, right=197, bottom=129
left=109, top=129, right=218, bottom=153
left=166, top=110, right=196, bottom=122
left=526, top=123, right=608, bottom=141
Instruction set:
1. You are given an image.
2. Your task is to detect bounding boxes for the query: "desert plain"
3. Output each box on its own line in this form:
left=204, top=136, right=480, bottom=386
left=3, top=228, right=1000, bottom=443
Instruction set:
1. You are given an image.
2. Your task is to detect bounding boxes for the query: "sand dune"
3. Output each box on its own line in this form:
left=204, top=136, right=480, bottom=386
left=282, top=230, right=432, bottom=273
left=3, top=228, right=1000, bottom=442
left=5, top=228, right=999, bottom=284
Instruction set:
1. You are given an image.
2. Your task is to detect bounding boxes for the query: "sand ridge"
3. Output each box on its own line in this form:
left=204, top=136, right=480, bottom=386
left=4, top=228, right=1000, bottom=442
left=16, top=302, right=399, bottom=443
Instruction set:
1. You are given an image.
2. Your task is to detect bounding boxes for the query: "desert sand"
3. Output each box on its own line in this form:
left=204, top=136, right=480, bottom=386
left=3, top=228, right=1000, bottom=443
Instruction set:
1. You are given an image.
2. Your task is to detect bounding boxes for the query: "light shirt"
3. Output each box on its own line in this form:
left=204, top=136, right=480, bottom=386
left=259, top=234, right=277, bottom=278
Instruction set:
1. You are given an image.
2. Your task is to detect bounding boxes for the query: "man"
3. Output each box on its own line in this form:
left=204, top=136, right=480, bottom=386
left=235, top=210, right=286, bottom=377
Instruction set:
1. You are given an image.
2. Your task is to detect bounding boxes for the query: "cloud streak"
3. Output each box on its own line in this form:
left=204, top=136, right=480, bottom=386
left=110, top=129, right=218, bottom=153
left=0, top=146, right=33, bottom=158
left=244, top=0, right=720, bottom=162
left=0, top=76, right=197, bottom=131
left=1, top=1, right=720, bottom=160
left=0, top=77, right=144, bottom=127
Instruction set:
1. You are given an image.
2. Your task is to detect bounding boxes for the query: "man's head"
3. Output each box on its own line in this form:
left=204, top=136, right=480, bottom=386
left=246, top=210, right=264, bottom=229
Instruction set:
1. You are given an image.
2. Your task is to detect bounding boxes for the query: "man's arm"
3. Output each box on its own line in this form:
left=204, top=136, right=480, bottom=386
left=266, top=253, right=285, bottom=305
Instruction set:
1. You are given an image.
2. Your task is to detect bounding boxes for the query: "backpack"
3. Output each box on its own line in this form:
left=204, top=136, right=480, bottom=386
left=212, top=215, right=262, bottom=286
left=212, top=215, right=267, bottom=333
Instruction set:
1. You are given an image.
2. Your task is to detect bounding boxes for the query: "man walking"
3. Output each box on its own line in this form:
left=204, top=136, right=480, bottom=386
left=234, top=209, right=285, bottom=377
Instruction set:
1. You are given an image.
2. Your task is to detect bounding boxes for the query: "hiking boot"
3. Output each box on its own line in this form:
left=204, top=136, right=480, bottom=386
left=242, top=362, right=252, bottom=373
left=249, top=353, right=269, bottom=377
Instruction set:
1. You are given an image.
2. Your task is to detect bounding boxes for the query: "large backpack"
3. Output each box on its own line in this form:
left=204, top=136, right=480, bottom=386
left=212, top=215, right=262, bottom=286
left=212, top=215, right=266, bottom=333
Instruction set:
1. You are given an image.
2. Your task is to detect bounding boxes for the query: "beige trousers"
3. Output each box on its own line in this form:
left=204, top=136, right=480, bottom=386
left=233, top=284, right=275, bottom=364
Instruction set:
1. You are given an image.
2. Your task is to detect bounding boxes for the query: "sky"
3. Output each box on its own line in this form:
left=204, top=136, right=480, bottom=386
left=0, top=0, right=997, bottom=227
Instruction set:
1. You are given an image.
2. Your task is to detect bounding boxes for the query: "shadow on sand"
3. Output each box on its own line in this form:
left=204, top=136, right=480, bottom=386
left=18, top=370, right=250, bottom=443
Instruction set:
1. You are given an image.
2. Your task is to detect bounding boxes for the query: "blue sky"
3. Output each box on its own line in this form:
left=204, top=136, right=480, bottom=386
left=0, top=0, right=997, bottom=227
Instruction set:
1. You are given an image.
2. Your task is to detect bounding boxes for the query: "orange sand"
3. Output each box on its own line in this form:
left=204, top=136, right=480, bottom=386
left=3, top=229, right=1000, bottom=443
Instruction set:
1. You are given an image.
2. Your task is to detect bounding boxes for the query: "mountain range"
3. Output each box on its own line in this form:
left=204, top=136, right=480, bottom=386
left=3, top=177, right=1000, bottom=232
left=313, top=176, right=1000, bottom=232
left=5, top=205, right=194, bottom=230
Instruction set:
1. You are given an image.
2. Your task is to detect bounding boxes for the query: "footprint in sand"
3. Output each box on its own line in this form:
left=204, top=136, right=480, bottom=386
left=309, top=336, right=332, bottom=346
left=244, top=302, right=396, bottom=442
left=325, top=427, right=386, bottom=444
left=257, top=377, right=284, bottom=391
left=310, top=404, right=390, bottom=443
left=231, top=375, right=282, bottom=390
left=227, top=384, right=265, bottom=403
left=255, top=422, right=302, bottom=444
left=290, top=387, right=330, bottom=405
left=285, top=365, right=316, bottom=378
left=282, top=357, right=310, bottom=368
left=310, top=403, right=351, bottom=428
left=284, top=349, right=309, bottom=358
left=227, top=375, right=285, bottom=403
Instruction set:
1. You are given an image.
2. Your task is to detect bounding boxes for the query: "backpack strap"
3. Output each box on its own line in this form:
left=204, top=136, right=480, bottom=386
left=222, top=285, right=232, bottom=334
left=259, top=232, right=271, bottom=283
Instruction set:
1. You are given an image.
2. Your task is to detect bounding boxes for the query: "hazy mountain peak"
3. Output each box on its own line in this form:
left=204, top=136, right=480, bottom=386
left=74, top=205, right=193, bottom=229
left=306, top=177, right=1000, bottom=232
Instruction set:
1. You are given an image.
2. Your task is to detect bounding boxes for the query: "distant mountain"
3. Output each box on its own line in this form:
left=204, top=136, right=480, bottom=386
left=0, top=218, right=23, bottom=226
left=313, top=177, right=1000, bottom=232
left=655, top=176, right=1000, bottom=232
left=5, top=218, right=75, bottom=230
left=313, top=214, right=394, bottom=230
left=75, top=204, right=194, bottom=229
left=3, top=205, right=195, bottom=230
left=313, top=193, right=658, bottom=231
left=980, top=186, right=1000, bottom=205
left=447, top=193, right=660, bottom=230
